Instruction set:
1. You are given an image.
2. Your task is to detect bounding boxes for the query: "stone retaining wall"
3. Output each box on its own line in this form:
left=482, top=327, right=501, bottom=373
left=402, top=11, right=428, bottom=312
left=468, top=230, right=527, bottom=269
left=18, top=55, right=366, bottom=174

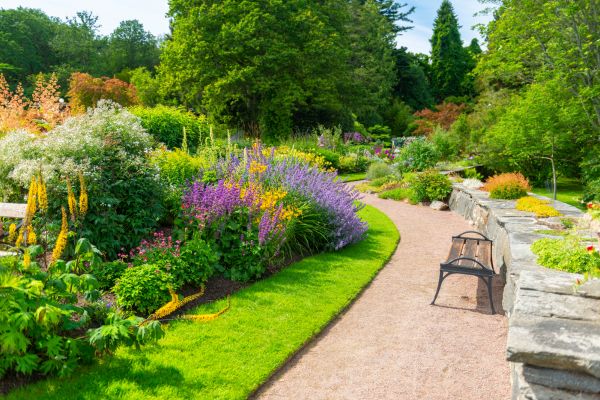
left=448, top=184, right=600, bottom=400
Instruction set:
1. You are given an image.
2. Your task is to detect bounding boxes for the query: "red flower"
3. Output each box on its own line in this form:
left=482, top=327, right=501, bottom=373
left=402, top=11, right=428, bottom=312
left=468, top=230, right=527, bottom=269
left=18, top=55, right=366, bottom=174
left=587, top=245, right=596, bottom=252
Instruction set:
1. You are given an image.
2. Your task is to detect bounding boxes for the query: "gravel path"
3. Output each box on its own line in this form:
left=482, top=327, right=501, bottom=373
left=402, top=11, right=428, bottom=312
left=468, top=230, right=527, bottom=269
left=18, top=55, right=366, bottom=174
left=254, top=193, right=510, bottom=400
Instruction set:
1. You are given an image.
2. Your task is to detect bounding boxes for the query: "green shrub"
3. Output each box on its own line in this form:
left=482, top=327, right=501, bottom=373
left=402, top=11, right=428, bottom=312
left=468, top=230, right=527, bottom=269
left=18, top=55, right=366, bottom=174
left=532, top=236, right=600, bottom=275
left=367, top=124, right=392, bottom=142
left=115, top=264, right=173, bottom=314
left=430, top=126, right=460, bottom=160
left=130, top=105, right=207, bottom=151
left=463, top=167, right=483, bottom=180
left=338, top=154, right=368, bottom=174
left=409, top=170, right=453, bottom=203
left=366, top=162, right=393, bottom=180
left=92, top=260, right=128, bottom=290
left=378, top=187, right=415, bottom=202
left=178, top=237, right=219, bottom=285
left=370, top=175, right=396, bottom=187
left=151, top=148, right=206, bottom=219
left=397, top=138, right=440, bottom=172
left=313, top=148, right=341, bottom=170
left=0, top=101, right=164, bottom=259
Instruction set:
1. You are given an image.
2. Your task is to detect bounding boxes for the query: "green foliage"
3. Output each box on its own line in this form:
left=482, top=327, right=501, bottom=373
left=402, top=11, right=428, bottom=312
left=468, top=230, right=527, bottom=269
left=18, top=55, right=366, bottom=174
left=0, top=239, right=161, bottom=380
left=88, top=313, right=163, bottom=354
left=391, top=48, right=433, bottom=110
left=130, top=105, right=206, bottom=151
left=91, top=260, right=127, bottom=291
left=178, top=237, right=218, bottom=285
left=430, top=0, right=472, bottom=101
left=150, top=149, right=206, bottom=219
left=159, top=0, right=398, bottom=140
left=130, top=67, right=162, bottom=107
left=3, top=206, right=397, bottom=400
left=409, top=170, right=452, bottom=203
left=397, top=138, right=440, bottom=172
left=430, top=126, right=460, bottom=160
left=367, top=125, right=392, bottom=142
left=0, top=101, right=164, bottom=259
left=489, top=184, right=528, bottom=200
left=366, top=162, right=393, bottom=180
left=114, top=264, right=173, bottom=314
left=532, top=236, right=600, bottom=275
left=337, top=154, right=370, bottom=174
left=378, top=187, right=415, bottom=202
left=383, top=99, right=415, bottom=137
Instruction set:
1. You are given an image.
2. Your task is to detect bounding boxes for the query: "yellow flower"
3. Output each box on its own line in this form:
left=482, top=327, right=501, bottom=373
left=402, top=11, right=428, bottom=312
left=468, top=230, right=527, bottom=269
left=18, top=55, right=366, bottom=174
left=249, top=161, right=267, bottom=175
left=23, top=249, right=31, bottom=269
left=15, top=226, right=25, bottom=248
left=8, top=223, right=17, bottom=243
left=78, top=172, right=88, bottom=216
left=51, top=207, right=68, bottom=263
left=27, top=225, right=37, bottom=245
left=24, top=176, right=37, bottom=225
left=37, top=174, right=48, bottom=213
left=66, top=177, right=77, bottom=220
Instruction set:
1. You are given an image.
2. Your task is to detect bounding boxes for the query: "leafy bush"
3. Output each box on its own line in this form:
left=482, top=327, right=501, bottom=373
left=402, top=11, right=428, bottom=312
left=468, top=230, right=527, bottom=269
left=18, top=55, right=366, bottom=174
left=413, top=102, right=466, bottom=135
left=430, top=126, right=460, bottom=160
left=482, top=172, right=531, bottom=200
left=68, top=73, right=138, bottom=111
left=367, top=124, right=392, bottom=142
left=92, top=260, right=128, bottom=290
left=515, top=196, right=561, bottom=218
left=114, top=264, right=173, bottom=314
left=0, top=101, right=164, bottom=258
left=409, top=170, right=453, bottom=203
left=337, top=154, right=370, bottom=174
left=532, top=236, right=600, bottom=275
left=151, top=148, right=206, bottom=219
left=366, top=162, right=393, bottom=180
left=378, top=187, right=415, bottom=202
left=396, top=138, right=440, bottom=172
left=129, top=232, right=217, bottom=288
left=130, top=105, right=207, bottom=151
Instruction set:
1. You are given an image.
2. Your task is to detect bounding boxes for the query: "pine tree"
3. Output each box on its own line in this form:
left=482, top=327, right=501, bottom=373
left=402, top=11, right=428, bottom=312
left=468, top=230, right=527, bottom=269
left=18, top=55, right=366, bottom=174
left=430, top=0, right=469, bottom=101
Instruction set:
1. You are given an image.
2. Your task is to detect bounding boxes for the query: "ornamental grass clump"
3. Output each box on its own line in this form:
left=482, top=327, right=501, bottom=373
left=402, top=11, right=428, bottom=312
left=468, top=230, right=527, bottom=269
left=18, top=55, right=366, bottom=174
left=482, top=172, right=531, bottom=199
left=516, top=196, right=561, bottom=218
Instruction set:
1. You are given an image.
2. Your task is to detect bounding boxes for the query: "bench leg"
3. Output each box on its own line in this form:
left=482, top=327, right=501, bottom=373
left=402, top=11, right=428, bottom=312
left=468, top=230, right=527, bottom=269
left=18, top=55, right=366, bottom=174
left=431, top=270, right=446, bottom=305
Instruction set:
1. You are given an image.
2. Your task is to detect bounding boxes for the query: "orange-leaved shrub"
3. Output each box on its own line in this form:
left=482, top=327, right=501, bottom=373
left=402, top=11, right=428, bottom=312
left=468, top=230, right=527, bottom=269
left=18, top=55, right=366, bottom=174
left=0, top=73, right=68, bottom=133
left=413, top=102, right=466, bottom=135
left=482, top=172, right=531, bottom=199
left=68, top=72, right=139, bottom=112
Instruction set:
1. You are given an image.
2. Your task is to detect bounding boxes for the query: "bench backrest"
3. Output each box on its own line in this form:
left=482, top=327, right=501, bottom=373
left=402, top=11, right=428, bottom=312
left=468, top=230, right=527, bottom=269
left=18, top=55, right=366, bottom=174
left=0, top=203, right=26, bottom=219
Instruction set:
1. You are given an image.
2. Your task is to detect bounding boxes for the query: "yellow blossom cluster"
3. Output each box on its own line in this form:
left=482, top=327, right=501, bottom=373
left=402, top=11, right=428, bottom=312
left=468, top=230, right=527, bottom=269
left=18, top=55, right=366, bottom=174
left=144, top=286, right=206, bottom=323
left=51, top=207, right=68, bottom=263
left=249, top=160, right=267, bottom=175
left=280, top=206, right=302, bottom=221
left=271, top=146, right=333, bottom=172
left=260, top=189, right=287, bottom=211
left=8, top=223, right=17, bottom=242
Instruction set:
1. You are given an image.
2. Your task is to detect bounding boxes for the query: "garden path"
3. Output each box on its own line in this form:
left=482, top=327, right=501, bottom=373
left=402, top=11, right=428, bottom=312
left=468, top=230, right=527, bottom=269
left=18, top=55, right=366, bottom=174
left=254, top=191, right=510, bottom=400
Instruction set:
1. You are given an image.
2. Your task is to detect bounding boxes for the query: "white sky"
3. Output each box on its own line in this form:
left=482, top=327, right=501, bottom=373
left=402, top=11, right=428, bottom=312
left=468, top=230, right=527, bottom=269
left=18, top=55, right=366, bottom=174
left=1, top=0, right=492, bottom=54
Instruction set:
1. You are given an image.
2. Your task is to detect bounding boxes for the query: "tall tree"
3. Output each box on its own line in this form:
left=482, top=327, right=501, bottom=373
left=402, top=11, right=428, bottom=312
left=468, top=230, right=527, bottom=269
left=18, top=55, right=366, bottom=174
left=429, top=0, right=469, bottom=101
left=104, top=20, right=160, bottom=75
left=392, top=47, right=433, bottom=110
left=159, top=0, right=400, bottom=140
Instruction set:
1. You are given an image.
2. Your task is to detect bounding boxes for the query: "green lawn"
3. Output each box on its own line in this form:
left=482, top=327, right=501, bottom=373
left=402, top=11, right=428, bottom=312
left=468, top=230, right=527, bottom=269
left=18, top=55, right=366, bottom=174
left=531, top=178, right=585, bottom=210
left=7, top=205, right=399, bottom=400
left=338, top=172, right=366, bottom=182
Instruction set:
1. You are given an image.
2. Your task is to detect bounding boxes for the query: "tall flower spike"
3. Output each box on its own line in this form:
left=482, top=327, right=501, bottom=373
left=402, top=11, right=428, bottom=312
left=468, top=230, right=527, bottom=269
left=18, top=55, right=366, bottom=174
left=24, top=176, right=37, bottom=225
left=66, top=177, right=77, bottom=220
left=37, top=174, right=48, bottom=213
left=15, top=226, right=25, bottom=248
left=27, top=225, right=37, bottom=245
left=78, top=172, right=88, bottom=216
left=23, top=249, right=31, bottom=269
left=8, top=223, right=17, bottom=243
left=51, top=207, right=68, bottom=263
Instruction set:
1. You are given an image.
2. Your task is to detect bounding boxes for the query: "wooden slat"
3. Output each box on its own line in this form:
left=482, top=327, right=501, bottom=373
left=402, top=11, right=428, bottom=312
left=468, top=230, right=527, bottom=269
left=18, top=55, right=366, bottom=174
left=477, top=241, right=492, bottom=270
left=447, top=238, right=465, bottom=262
left=0, top=203, right=26, bottom=219
left=459, top=239, right=478, bottom=268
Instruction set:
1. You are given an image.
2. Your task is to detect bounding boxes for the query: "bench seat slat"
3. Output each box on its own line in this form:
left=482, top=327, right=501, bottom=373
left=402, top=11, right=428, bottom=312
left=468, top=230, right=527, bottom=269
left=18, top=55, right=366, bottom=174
left=477, top=241, right=492, bottom=268
left=447, top=238, right=465, bottom=261
left=0, top=203, right=27, bottom=219
left=458, top=239, right=478, bottom=268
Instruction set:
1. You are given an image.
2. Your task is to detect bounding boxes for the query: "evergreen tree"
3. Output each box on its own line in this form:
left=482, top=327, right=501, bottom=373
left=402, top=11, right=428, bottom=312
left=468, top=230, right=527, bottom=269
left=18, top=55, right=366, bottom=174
left=430, top=0, right=469, bottom=101
left=392, top=47, right=433, bottom=110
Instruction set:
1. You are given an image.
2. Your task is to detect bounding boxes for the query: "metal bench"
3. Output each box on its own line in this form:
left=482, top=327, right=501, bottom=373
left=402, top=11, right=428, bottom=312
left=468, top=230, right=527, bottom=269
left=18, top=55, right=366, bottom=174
left=431, top=231, right=497, bottom=314
left=0, top=203, right=26, bottom=256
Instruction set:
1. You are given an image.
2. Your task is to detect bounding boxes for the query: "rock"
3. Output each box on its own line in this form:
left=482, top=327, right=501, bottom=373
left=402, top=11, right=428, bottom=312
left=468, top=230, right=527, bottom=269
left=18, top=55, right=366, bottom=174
left=521, top=364, right=600, bottom=394
left=430, top=201, right=448, bottom=211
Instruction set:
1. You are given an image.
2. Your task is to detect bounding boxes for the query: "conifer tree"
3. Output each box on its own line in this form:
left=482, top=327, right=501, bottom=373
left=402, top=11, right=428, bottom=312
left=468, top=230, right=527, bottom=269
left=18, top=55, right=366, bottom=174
left=430, top=0, right=469, bottom=101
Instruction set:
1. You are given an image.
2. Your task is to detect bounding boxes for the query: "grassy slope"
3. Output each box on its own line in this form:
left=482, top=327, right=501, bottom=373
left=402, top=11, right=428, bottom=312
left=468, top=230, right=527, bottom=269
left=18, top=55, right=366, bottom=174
left=8, top=205, right=399, bottom=400
left=531, top=178, right=585, bottom=210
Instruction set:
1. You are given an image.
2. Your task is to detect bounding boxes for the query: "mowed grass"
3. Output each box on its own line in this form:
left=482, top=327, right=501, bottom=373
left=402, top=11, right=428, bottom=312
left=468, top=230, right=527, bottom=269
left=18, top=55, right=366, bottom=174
left=338, top=172, right=366, bottom=182
left=7, top=205, right=399, bottom=400
left=531, top=178, right=585, bottom=210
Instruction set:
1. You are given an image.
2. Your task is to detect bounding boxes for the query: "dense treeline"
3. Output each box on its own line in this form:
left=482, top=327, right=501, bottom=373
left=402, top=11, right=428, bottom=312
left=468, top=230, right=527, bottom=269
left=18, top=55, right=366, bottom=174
left=0, top=8, right=160, bottom=91
left=465, top=0, right=599, bottom=196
